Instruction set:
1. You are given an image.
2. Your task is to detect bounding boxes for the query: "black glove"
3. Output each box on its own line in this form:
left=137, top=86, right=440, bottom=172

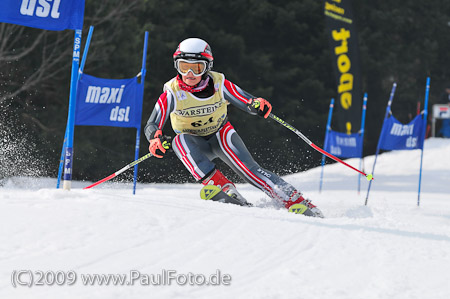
left=149, top=130, right=172, bottom=158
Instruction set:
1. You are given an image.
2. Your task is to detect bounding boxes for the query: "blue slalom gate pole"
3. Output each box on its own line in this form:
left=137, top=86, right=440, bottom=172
left=78, top=26, right=94, bottom=75
left=358, top=93, right=368, bottom=194
left=133, top=128, right=141, bottom=195
left=132, top=31, right=149, bottom=195
left=56, top=29, right=81, bottom=189
left=417, top=77, right=430, bottom=206
left=319, top=98, right=334, bottom=193
left=56, top=128, right=68, bottom=189
left=57, top=26, right=94, bottom=188
left=62, top=29, right=82, bottom=190
left=365, top=83, right=397, bottom=205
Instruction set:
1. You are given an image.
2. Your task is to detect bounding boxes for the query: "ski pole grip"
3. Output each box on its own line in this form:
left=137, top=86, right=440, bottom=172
left=247, top=98, right=260, bottom=114
left=160, top=135, right=173, bottom=152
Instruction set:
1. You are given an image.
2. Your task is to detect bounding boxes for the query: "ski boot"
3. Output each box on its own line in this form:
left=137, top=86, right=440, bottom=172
left=221, top=183, right=252, bottom=206
left=285, top=193, right=324, bottom=218
left=201, top=169, right=252, bottom=206
left=200, top=185, right=251, bottom=206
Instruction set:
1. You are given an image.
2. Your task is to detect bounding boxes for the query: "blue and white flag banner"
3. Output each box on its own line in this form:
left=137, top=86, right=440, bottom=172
left=0, top=0, right=85, bottom=31
left=324, top=130, right=363, bottom=158
left=379, top=115, right=425, bottom=151
left=75, top=74, right=143, bottom=129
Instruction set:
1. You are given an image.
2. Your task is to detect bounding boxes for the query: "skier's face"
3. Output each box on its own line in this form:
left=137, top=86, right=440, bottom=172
left=182, top=71, right=202, bottom=86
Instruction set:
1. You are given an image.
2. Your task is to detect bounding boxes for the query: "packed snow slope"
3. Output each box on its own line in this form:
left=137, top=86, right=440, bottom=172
left=1, top=138, right=449, bottom=299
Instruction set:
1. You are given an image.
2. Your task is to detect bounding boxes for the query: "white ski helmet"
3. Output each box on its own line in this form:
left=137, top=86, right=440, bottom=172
left=173, top=38, right=214, bottom=72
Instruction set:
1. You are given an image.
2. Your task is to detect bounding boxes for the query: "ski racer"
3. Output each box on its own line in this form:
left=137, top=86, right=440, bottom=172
left=144, top=38, right=323, bottom=218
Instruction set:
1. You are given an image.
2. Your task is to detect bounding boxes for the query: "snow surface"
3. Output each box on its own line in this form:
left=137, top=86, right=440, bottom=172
left=1, top=138, right=449, bottom=299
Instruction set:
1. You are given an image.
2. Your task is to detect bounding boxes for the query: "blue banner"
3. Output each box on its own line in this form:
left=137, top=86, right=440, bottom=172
left=324, top=130, right=363, bottom=158
left=379, top=115, right=425, bottom=150
left=440, top=119, right=450, bottom=137
left=75, top=74, right=143, bottom=129
left=0, top=0, right=85, bottom=31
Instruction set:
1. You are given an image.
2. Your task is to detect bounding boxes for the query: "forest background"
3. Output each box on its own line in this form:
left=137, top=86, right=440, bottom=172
left=1, top=0, right=449, bottom=183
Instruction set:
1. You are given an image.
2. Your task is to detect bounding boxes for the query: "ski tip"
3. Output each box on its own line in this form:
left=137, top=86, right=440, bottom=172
left=366, top=174, right=374, bottom=181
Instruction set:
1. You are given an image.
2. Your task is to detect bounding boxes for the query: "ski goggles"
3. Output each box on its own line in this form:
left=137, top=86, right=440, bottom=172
left=175, top=59, right=208, bottom=76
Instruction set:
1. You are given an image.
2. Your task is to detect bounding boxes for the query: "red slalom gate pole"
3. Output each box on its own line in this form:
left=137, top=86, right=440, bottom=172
left=269, top=113, right=374, bottom=181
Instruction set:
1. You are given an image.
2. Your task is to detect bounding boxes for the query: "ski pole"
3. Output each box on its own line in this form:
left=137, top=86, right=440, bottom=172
left=84, top=136, right=172, bottom=189
left=268, top=113, right=374, bottom=181
left=83, top=153, right=153, bottom=189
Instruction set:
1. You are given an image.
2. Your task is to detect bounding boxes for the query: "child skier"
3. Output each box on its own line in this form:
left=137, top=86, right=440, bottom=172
left=144, top=38, right=323, bottom=218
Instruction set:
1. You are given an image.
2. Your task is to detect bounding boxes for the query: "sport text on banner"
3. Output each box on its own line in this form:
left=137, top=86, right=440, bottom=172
left=378, top=115, right=425, bottom=151
left=0, top=0, right=85, bottom=31
left=324, top=130, right=363, bottom=158
left=74, top=74, right=143, bottom=129
left=324, top=0, right=363, bottom=134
